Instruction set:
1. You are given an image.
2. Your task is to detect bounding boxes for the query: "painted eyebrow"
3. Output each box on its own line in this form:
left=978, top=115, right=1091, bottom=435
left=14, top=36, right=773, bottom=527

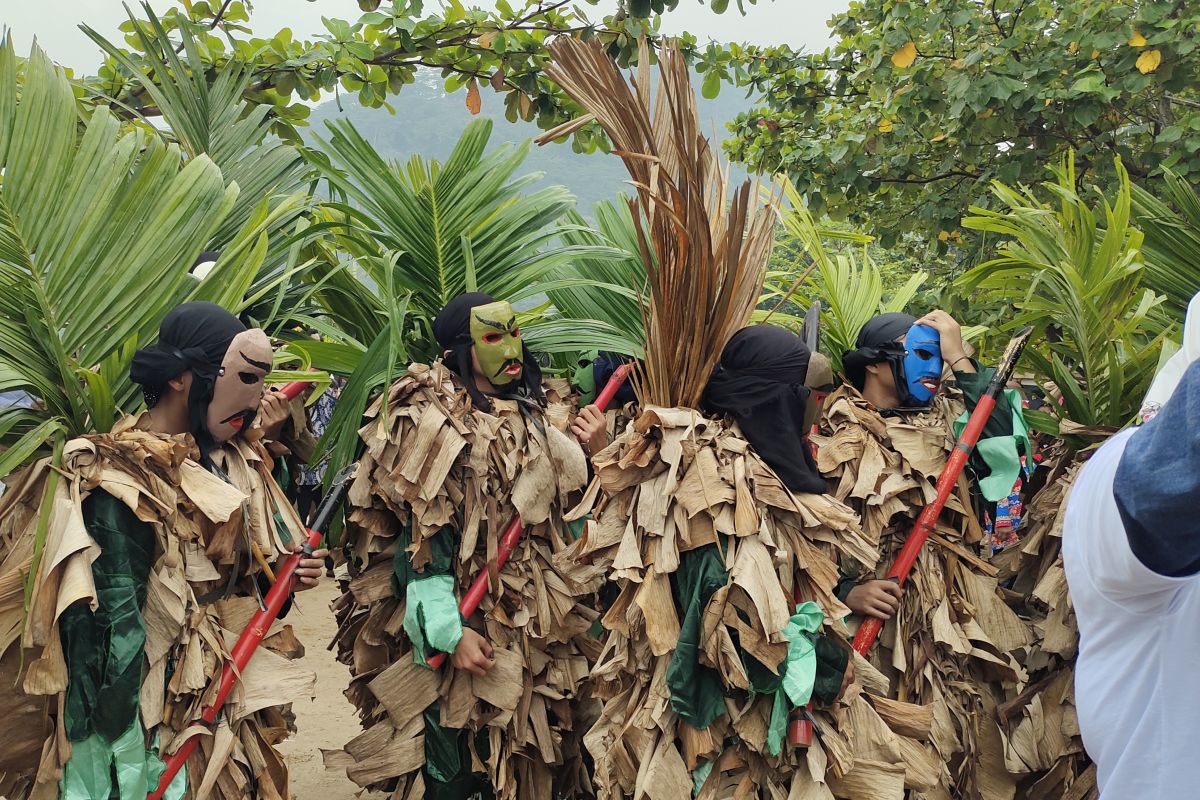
left=475, top=314, right=516, bottom=332
left=239, top=351, right=272, bottom=371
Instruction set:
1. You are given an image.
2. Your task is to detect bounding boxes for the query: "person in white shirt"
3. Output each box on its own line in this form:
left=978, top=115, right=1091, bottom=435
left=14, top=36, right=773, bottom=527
left=1063, top=302, right=1200, bottom=797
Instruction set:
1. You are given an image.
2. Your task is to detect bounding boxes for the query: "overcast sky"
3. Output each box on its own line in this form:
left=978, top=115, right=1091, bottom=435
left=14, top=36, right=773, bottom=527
left=7, top=1, right=847, bottom=74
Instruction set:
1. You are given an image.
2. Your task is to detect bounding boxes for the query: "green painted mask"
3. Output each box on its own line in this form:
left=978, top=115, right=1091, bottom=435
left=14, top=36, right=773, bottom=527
left=470, top=301, right=523, bottom=385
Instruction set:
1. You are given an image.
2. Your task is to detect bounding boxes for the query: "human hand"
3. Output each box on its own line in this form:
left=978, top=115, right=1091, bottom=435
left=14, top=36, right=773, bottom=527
left=257, top=389, right=291, bottom=441
left=452, top=628, right=496, bottom=676
left=914, top=309, right=969, bottom=366
left=845, top=579, right=904, bottom=619
left=570, top=404, right=608, bottom=456
left=290, top=545, right=329, bottom=591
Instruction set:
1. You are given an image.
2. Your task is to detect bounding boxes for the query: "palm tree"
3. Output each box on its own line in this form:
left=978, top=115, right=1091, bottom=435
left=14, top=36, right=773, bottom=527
left=538, top=198, right=647, bottom=361
left=1130, top=167, right=1200, bottom=319
left=0, top=38, right=301, bottom=476
left=83, top=6, right=324, bottom=333
left=294, top=117, right=637, bottom=475
left=958, top=153, right=1171, bottom=433
left=771, top=180, right=928, bottom=376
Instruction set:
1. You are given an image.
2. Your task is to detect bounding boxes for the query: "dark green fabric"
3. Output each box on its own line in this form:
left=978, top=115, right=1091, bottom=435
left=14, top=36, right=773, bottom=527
left=666, top=539, right=852, bottom=729
left=833, top=574, right=858, bottom=604
left=60, top=491, right=155, bottom=745
left=744, top=648, right=784, bottom=694
left=565, top=516, right=588, bottom=542
left=666, top=543, right=730, bottom=729
left=395, top=528, right=489, bottom=797
left=811, top=635, right=849, bottom=706
left=953, top=365, right=1028, bottom=503
left=391, top=523, right=456, bottom=596
left=272, top=457, right=292, bottom=496
left=422, top=706, right=492, bottom=799
left=954, top=365, right=1016, bottom=439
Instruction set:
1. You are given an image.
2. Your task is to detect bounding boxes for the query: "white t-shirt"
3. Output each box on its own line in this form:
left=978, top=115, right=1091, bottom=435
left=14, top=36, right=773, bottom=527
left=1063, top=428, right=1200, bottom=798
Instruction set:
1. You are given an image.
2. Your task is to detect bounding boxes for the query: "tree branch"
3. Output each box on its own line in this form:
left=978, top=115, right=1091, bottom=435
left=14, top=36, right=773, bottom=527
left=1165, top=93, right=1200, bottom=110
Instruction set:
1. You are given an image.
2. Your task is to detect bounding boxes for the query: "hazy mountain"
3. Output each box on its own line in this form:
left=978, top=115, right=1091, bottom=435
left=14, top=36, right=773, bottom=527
left=303, top=70, right=757, bottom=214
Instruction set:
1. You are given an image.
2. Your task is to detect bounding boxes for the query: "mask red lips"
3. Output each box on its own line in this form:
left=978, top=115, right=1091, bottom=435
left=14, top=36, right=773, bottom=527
left=222, top=410, right=255, bottom=432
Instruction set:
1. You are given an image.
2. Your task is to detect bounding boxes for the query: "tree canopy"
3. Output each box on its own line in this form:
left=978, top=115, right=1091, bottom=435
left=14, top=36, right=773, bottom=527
left=87, top=0, right=764, bottom=148
left=723, top=0, right=1200, bottom=253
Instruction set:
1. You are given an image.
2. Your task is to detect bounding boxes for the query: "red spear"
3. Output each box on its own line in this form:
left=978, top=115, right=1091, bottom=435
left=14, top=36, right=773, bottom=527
left=148, top=463, right=357, bottom=799
left=426, top=362, right=632, bottom=669
left=277, top=379, right=315, bottom=401
left=852, top=327, right=1033, bottom=657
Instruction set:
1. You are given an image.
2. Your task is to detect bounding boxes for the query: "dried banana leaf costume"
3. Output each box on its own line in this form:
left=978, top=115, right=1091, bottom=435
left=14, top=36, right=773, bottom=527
left=817, top=313, right=1043, bottom=798
left=331, top=293, right=597, bottom=800
left=570, top=325, right=883, bottom=799
left=0, top=302, right=313, bottom=800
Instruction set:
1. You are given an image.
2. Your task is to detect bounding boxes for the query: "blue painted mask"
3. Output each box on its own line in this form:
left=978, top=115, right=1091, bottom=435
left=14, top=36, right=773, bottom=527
left=902, top=323, right=942, bottom=405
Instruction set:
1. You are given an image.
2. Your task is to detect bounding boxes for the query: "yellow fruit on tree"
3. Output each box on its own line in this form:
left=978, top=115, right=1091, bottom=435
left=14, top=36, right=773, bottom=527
left=1136, top=49, right=1162, bottom=74
left=891, top=42, right=917, bottom=68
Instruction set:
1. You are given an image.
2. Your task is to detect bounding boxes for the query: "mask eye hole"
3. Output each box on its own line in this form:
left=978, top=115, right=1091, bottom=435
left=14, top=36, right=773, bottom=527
left=482, top=333, right=502, bottom=344
left=911, top=348, right=935, bottom=361
left=510, top=327, right=520, bottom=338
left=238, top=372, right=259, bottom=385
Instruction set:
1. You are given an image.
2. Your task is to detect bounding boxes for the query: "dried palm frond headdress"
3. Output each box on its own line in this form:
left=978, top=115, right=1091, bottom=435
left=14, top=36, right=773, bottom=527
left=538, top=38, right=779, bottom=409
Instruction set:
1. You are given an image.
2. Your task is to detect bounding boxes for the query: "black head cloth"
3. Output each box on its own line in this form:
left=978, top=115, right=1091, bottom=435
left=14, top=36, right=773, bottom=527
left=431, top=291, right=544, bottom=412
left=842, top=311, right=916, bottom=390
left=130, top=301, right=246, bottom=456
left=702, top=324, right=827, bottom=494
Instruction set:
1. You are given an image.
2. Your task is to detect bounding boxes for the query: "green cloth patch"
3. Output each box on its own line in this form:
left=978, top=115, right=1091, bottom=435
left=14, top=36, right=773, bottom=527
left=666, top=543, right=730, bottom=729
left=390, top=523, right=463, bottom=664
left=692, top=758, right=715, bottom=796
left=61, top=492, right=155, bottom=743
left=422, top=706, right=492, bottom=797
left=765, top=601, right=824, bottom=756
left=953, top=387, right=1033, bottom=502
left=61, top=723, right=186, bottom=800
left=404, top=575, right=465, bottom=665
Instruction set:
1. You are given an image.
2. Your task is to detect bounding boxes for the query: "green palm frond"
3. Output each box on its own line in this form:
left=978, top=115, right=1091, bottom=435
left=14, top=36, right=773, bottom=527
left=959, top=153, right=1170, bottom=430
left=308, top=117, right=624, bottom=345
left=83, top=4, right=319, bottom=330
left=774, top=180, right=927, bottom=375
left=542, top=197, right=648, bottom=355
left=300, top=119, right=638, bottom=470
left=1131, top=167, right=1200, bottom=318
left=0, top=38, right=290, bottom=474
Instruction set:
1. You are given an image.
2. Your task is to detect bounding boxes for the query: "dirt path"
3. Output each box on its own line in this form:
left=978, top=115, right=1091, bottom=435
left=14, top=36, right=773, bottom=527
left=278, top=578, right=366, bottom=799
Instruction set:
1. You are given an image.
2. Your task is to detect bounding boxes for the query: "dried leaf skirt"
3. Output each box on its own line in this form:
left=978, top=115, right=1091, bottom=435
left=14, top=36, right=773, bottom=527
left=0, top=423, right=312, bottom=799
left=328, top=365, right=600, bottom=799
left=564, top=406, right=889, bottom=799
left=816, top=388, right=1084, bottom=799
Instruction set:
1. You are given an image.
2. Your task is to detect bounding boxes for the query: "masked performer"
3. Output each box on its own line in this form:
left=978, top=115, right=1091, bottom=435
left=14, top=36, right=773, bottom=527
left=0, top=302, right=327, bottom=800
left=568, top=324, right=886, bottom=799
left=817, top=309, right=1038, bottom=797
left=330, top=292, right=607, bottom=800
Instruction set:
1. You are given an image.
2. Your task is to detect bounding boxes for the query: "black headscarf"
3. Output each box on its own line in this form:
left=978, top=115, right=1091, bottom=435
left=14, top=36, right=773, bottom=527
left=702, top=325, right=827, bottom=494
left=130, top=301, right=246, bottom=458
left=432, top=292, right=544, bottom=412
left=842, top=312, right=916, bottom=391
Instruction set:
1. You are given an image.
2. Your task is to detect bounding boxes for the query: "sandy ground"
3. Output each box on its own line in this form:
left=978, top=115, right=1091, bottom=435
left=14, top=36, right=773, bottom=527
left=277, top=578, right=366, bottom=799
